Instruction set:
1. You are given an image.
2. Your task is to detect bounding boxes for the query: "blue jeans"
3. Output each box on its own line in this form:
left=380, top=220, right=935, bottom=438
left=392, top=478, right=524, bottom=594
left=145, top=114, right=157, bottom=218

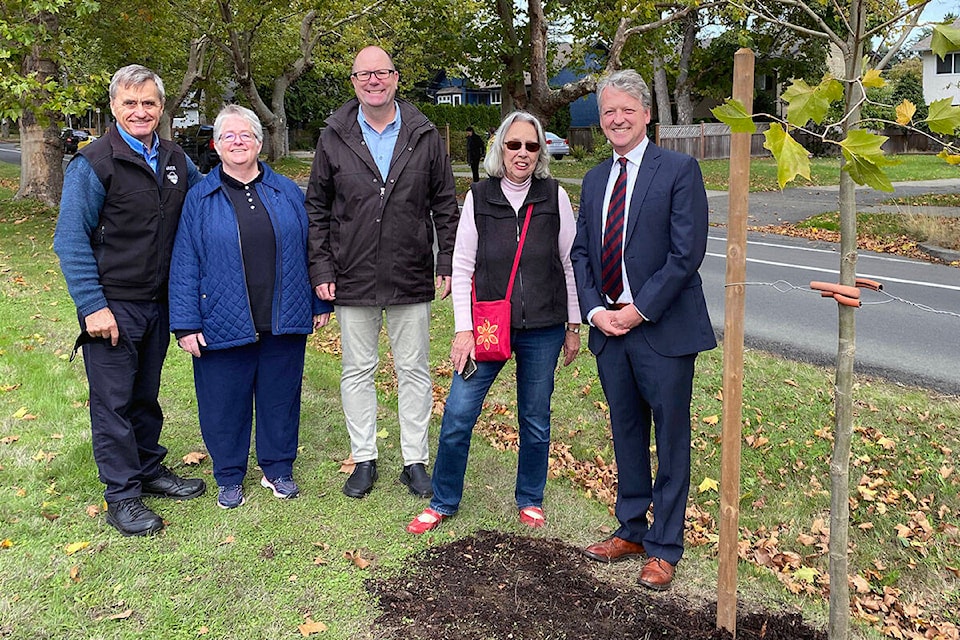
left=430, top=324, right=565, bottom=515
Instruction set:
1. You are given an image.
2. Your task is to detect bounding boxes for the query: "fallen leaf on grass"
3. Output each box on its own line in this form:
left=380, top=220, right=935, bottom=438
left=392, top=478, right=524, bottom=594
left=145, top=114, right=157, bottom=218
left=783, top=378, right=799, bottom=387
left=0, top=435, right=20, bottom=444
left=697, top=476, right=719, bottom=493
left=793, top=566, right=819, bottom=583
left=96, top=609, right=133, bottom=621
left=65, top=541, right=90, bottom=555
left=702, top=414, right=719, bottom=426
left=1, top=539, right=13, bottom=549
left=182, top=451, right=206, bottom=465
left=338, top=455, right=355, bottom=474
left=851, top=574, right=871, bottom=593
left=298, top=618, right=328, bottom=636
left=85, top=504, right=101, bottom=517
left=70, top=566, right=81, bottom=582
left=218, top=535, right=235, bottom=546
left=0, top=383, right=21, bottom=392
left=344, top=549, right=371, bottom=569
left=313, top=556, right=328, bottom=565
left=198, top=626, right=209, bottom=635
left=13, top=407, right=36, bottom=420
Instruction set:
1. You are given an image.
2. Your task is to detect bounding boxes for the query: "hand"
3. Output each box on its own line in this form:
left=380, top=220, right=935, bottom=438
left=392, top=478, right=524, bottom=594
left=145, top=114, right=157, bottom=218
left=313, top=313, right=330, bottom=329
left=436, top=275, right=452, bottom=300
left=592, top=310, right=629, bottom=337
left=561, top=327, right=580, bottom=366
left=83, top=307, right=119, bottom=346
left=178, top=332, right=206, bottom=358
left=450, top=330, right=475, bottom=373
left=610, top=304, right=643, bottom=331
left=315, top=282, right=336, bottom=301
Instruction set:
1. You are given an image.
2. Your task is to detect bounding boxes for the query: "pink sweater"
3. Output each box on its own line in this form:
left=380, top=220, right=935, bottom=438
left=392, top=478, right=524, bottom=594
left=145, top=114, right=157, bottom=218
left=451, top=177, right=580, bottom=332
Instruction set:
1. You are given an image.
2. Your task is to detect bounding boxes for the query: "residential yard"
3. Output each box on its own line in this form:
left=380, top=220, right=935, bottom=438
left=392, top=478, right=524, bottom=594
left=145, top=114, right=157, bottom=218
left=1, top=161, right=959, bottom=638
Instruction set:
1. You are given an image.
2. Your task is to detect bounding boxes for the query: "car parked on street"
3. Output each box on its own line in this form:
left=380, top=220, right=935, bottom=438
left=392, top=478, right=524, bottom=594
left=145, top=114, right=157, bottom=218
left=60, top=128, right=91, bottom=155
left=544, top=131, right=569, bottom=159
left=176, top=124, right=220, bottom=173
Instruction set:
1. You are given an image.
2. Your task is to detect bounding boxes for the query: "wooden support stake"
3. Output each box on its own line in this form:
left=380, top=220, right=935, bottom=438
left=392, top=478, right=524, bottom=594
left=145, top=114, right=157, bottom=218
left=717, top=47, right=755, bottom=637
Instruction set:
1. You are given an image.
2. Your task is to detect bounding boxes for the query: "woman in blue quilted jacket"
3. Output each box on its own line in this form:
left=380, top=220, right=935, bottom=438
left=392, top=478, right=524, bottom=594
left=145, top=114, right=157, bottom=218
left=169, top=105, right=332, bottom=510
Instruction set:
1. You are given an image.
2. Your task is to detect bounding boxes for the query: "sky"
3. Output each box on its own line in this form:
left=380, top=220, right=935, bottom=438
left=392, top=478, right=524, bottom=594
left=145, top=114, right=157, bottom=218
left=922, top=0, right=960, bottom=22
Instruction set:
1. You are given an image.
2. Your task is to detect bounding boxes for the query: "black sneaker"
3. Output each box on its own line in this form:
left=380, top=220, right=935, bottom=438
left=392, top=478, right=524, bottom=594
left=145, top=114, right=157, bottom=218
left=399, top=463, right=433, bottom=498
left=141, top=465, right=206, bottom=500
left=105, top=497, right=164, bottom=536
left=342, top=460, right=377, bottom=498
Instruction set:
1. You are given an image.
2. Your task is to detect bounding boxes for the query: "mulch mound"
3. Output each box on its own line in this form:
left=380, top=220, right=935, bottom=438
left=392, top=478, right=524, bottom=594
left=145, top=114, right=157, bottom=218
left=367, top=530, right=826, bottom=640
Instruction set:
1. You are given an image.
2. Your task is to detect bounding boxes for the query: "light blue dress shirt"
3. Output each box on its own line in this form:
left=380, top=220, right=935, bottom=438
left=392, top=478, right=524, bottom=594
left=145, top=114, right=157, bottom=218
left=357, top=102, right=402, bottom=180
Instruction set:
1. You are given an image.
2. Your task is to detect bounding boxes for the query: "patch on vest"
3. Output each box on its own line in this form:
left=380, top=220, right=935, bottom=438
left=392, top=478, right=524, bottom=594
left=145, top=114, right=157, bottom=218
left=166, top=166, right=179, bottom=185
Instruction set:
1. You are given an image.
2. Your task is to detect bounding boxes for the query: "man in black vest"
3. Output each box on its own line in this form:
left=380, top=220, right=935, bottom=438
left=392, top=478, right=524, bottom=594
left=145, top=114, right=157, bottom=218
left=54, top=65, right=205, bottom=536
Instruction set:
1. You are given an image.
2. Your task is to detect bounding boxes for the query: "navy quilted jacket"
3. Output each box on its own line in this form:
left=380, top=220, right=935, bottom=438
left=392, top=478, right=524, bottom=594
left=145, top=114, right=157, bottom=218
left=169, top=164, right=331, bottom=350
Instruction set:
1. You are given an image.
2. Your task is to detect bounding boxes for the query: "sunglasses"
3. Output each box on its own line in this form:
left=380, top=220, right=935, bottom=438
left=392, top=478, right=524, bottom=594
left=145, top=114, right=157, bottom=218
left=504, top=140, right=541, bottom=152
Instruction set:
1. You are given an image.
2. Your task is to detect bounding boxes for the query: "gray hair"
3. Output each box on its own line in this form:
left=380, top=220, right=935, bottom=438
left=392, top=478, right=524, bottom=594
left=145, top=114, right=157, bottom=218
left=213, top=104, right=264, bottom=143
left=483, top=111, right=551, bottom=180
left=109, top=64, right=165, bottom=102
left=596, top=69, right=652, bottom=112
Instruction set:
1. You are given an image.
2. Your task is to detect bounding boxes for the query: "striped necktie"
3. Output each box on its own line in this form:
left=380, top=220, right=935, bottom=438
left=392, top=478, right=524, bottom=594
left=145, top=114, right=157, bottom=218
left=601, top=157, right=628, bottom=301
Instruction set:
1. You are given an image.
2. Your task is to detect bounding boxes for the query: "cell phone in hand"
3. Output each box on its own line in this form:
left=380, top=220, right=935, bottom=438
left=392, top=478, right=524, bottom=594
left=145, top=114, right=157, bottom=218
left=461, top=356, right=478, bottom=380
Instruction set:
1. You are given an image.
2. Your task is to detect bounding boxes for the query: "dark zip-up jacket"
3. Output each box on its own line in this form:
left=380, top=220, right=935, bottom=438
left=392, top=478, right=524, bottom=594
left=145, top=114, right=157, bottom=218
left=472, top=177, right=567, bottom=329
left=54, top=125, right=199, bottom=316
left=304, top=98, right=459, bottom=306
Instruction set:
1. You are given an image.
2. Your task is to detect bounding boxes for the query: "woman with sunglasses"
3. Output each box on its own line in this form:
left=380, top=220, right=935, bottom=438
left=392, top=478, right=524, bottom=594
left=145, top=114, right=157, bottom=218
left=169, top=105, right=332, bottom=510
left=406, top=111, right=580, bottom=534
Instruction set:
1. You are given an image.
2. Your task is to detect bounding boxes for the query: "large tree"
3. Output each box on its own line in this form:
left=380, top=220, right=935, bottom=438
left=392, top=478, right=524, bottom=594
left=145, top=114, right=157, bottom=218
left=0, top=0, right=100, bottom=207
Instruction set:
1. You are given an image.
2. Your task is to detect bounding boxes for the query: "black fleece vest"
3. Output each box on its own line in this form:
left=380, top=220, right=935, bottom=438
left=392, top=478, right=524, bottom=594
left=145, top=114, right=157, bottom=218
left=78, top=127, right=189, bottom=302
left=471, top=177, right=567, bottom=330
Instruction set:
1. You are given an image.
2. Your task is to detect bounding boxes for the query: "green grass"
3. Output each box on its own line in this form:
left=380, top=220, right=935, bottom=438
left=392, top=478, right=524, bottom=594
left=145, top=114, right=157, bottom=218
left=2, top=160, right=960, bottom=638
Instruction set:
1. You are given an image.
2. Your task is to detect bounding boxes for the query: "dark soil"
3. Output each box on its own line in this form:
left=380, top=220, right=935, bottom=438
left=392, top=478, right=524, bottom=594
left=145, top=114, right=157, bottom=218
left=368, top=530, right=827, bottom=640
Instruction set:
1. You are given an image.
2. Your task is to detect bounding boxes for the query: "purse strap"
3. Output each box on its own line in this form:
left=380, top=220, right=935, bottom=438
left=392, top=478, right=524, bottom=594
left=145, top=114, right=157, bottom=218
left=504, top=203, right=534, bottom=300
left=472, top=203, right=534, bottom=304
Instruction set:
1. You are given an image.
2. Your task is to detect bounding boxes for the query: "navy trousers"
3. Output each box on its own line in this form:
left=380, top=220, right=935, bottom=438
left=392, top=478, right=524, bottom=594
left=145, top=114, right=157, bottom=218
left=81, top=300, right=169, bottom=503
left=192, top=333, right=307, bottom=486
left=595, top=329, right=697, bottom=565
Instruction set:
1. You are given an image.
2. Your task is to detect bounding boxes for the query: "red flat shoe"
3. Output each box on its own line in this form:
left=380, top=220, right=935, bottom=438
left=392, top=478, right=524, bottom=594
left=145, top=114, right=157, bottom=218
left=519, top=506, right=545, bottom=528
left=406, top=508, right=446, bottom=535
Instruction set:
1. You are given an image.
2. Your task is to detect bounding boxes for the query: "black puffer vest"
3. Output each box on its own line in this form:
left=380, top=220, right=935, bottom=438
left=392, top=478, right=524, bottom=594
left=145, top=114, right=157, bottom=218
left=471, top=177, right=567, bottom=330
left=78, top=125, right=190, bottom=301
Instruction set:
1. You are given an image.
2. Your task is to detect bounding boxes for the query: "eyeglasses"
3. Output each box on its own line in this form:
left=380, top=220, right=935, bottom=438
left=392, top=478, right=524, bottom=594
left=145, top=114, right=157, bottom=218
left=350, top=69, right=396, bottom=82
left=504, top=140, right=541, bottom=153
left=220, top=132, right=256, bottom=143
left=118, top=99, right=161, bottom=112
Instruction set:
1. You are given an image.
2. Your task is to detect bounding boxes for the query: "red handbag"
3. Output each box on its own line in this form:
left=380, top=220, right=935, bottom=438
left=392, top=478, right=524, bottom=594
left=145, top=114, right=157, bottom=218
left=472, top=204, right=533, bottom=362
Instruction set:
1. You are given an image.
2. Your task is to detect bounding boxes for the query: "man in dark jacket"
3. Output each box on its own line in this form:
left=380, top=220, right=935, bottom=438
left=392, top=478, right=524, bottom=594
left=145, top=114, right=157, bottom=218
left=465, top=126, right=485, bottom=182
left=54, top=64, right=205, bottom=537
left=306, top=46, right=459, bottom=500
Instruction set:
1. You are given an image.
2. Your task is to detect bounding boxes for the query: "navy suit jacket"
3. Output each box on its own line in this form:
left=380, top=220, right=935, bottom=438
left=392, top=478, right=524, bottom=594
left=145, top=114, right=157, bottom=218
left=571, top=142, right=717, bottom=358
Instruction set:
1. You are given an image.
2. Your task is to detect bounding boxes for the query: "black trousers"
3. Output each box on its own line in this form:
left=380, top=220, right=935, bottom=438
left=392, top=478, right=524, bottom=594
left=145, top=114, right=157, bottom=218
left=469, top=159, right=481, bottom=182
left=81, top=300, right=169, bottom=502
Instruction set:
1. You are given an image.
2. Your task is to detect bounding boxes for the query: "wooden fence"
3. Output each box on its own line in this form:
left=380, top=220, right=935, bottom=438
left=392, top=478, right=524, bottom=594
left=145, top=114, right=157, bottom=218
left=655, top=122, right=772, bottom=159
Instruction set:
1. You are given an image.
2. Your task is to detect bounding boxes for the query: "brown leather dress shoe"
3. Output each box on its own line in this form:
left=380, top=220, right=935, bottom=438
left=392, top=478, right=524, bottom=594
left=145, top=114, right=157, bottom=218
left=582, top=536, right=645, bottom=563
left=638, top=557, right=675, bottom=591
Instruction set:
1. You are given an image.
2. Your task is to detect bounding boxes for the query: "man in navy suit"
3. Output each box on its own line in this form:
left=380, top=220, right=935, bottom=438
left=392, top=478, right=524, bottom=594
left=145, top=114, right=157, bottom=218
left=571, top=69, right=716, bottom=590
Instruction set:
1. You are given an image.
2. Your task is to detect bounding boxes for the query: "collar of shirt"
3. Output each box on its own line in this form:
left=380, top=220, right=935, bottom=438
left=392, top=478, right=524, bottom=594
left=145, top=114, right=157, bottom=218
left=116, top=126, right=161, bottom=174
left=357, top=102, right=402, bottom=181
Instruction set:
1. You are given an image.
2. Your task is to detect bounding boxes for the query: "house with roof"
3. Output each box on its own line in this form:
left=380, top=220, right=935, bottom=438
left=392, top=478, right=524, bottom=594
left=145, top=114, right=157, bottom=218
left=427, top=44, right=603, bottom=128
left=911, top=19, right=960, bottom=107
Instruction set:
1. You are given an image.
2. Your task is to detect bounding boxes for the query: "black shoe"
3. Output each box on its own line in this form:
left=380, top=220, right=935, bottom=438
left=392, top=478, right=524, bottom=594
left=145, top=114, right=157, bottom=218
left=105, top=497, right=164, bottom=537
left=399, top=463, right=433, bottom=498
left=141, top=465, right=206, bottom=500
left=343, top=460, right=378, bottom=498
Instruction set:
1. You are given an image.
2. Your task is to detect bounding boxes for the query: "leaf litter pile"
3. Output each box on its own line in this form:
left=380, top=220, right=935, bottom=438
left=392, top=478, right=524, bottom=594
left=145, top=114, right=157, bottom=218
left=368, top=530, right=826, bottom=640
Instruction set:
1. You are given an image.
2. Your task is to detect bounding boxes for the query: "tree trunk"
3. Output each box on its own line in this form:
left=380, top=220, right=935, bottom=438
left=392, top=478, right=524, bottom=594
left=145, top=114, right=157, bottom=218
left=16, top=10, right=63, bottom=207
left=673, top=10, right=699, bottom=125
left=653, top=56, right=673, bottom=126
left=829, top=2, right=866, bottom=638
